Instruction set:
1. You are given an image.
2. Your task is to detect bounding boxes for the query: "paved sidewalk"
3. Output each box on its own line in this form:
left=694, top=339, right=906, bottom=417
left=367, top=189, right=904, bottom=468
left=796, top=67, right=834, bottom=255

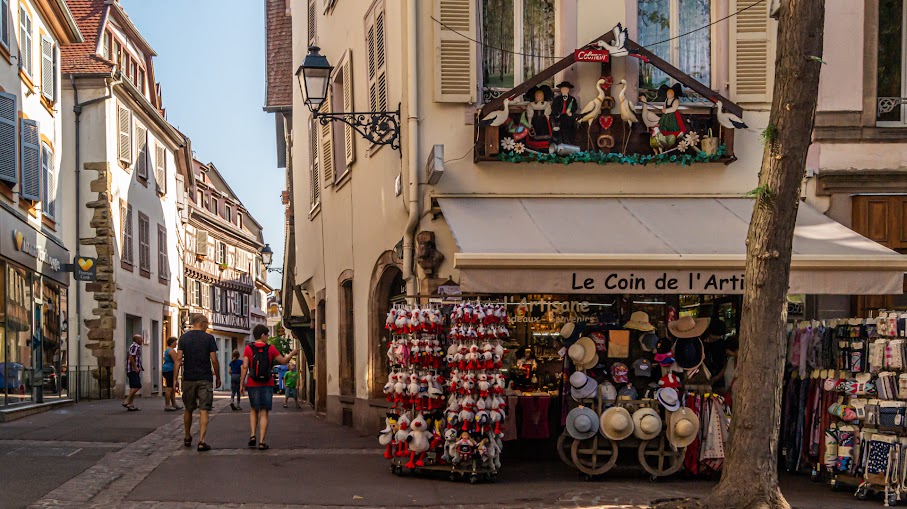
left=0, top=393, right=876, bottom=508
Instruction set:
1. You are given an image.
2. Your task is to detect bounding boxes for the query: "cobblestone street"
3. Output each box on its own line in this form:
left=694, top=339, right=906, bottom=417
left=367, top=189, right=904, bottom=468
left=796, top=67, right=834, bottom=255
left=0, top=395, right=869, bottom=509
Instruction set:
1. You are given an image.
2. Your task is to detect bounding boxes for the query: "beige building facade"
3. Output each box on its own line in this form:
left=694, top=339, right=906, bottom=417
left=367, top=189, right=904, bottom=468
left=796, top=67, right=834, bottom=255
left=274, top=0, right=907, bottom=433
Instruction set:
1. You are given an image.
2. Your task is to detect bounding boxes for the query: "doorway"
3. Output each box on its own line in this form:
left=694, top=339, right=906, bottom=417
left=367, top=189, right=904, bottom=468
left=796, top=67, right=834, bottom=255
left=151, top=320, right=160, bottom=393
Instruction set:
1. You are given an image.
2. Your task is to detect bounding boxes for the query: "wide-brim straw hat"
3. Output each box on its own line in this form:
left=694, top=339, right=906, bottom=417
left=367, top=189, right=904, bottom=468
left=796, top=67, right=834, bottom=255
left=656, top=387, right=682, bottom=412
left=633, top=407, right=663, bottom=440
left=600, top=406, right=634, bottom=441
left=668, top=316, right=710, bottom=339
left=568, top=337, right=598, bottom=369
left=569, top=371, right=599, bottom=401
left=566, top=406, right=600, bottom=440
left=560, top=322, right=576, bottom=339
left=668, top=407, right=700, bottom=449
left=624, top=311, right=655, bottom=332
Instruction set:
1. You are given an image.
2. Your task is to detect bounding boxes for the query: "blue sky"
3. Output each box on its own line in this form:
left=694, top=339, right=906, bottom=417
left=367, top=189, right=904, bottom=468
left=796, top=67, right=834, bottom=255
left=121, top=0, right=284, bottom=290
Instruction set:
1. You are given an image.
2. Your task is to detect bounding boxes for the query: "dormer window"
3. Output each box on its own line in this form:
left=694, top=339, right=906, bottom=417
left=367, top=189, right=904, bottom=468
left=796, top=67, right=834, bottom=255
left=211, top=197, right=218, bottom=214
left=225, top=206, right=232, bottom=224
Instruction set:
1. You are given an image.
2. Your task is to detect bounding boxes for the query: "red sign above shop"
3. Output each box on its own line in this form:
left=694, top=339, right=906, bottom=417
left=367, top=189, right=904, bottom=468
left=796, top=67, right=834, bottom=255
left=574, top=48, right=609, bottom=62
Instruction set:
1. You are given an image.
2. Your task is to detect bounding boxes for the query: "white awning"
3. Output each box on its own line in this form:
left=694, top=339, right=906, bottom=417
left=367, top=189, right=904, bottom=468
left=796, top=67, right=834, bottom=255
left=439, top=198, right=907, bottom=295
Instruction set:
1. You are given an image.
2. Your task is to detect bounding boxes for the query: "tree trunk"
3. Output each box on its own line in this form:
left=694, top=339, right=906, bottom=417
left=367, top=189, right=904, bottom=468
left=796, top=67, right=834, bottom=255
left=657, top=1, right=825, bottom=508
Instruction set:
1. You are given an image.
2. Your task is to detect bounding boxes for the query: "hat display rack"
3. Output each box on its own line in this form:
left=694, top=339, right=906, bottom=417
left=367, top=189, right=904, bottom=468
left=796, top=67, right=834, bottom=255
left=381, top=300, right=509, bottom=483
left=779, top=312, right=907, bottom=506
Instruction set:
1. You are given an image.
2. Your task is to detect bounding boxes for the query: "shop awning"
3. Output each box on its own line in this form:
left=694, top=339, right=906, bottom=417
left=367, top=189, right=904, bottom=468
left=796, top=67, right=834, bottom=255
left=439, top=198, right=907, bottom=295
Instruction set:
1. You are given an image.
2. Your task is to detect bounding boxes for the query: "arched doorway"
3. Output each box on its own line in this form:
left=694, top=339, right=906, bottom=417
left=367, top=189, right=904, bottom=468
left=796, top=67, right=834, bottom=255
left=368, top=251, right=404, bottom=399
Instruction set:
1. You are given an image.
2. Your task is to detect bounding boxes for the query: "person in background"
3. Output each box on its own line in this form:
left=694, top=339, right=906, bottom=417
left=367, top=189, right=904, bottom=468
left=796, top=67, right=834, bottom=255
left=229, top=351, right=243, bottom=411
left=162, top=337, right=182, bottom=411
left=241, top=325, right=298, bottom=450
left=174, top=314, right=220, bottom=452
left=276, top=362, right=289, bottom=394
left=122, top=334, right=143, bottom=411
left=283, top=361, right=301, bottom=409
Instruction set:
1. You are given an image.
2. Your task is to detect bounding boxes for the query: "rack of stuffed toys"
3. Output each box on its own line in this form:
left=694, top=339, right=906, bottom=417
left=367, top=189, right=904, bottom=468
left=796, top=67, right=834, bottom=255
left=780, top=312, right=907, bottom=506
left=379, top=301, right=509, bottom=483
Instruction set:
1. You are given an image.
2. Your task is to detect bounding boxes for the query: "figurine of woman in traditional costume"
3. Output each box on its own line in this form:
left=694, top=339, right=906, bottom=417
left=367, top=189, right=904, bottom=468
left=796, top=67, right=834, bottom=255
left=655, top=83, right=687, bottom=137
left=524, top=85, right=553, bottom=141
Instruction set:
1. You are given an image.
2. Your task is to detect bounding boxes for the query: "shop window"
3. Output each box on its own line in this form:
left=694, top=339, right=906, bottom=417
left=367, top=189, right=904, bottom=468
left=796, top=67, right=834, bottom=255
left=41, top=282, right=63, bottom=397
left=638, top=0, right=711, bottom=97
left=5, top=265, right=33, bottom=406
left=339, top=279, right=355, bottom=396
left=878, top=0, right=907, bottom=125
left=480, top=0, right=555, bottom=92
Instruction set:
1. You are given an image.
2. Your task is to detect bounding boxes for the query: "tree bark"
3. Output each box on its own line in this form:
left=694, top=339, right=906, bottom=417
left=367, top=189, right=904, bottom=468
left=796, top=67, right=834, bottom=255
left=657, top=1, right=825, bottom=508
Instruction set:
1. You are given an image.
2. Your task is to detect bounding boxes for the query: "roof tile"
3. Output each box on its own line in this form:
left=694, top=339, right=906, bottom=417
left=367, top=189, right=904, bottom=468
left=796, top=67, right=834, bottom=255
left=265, top=0, right=293, bottom=108
left=61, top=0, right=113, bottom=75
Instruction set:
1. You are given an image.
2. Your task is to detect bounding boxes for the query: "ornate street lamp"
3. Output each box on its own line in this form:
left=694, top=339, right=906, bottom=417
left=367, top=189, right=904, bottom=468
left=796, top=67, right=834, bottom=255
left=260, top=244, right=282, bottom=274
left=296, top=46, right=401, bottom=151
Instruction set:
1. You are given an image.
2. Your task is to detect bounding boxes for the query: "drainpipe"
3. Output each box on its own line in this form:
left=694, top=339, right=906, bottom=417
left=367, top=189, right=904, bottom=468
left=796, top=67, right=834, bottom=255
left=402, top=0, right=420, bottom=297
left=70, top=75, right=119, bottom=401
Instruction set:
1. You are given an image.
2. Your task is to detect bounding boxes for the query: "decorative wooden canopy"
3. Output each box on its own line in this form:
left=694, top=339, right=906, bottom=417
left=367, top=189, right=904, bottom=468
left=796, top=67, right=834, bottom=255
left=478, top=27, right=743, bottom=119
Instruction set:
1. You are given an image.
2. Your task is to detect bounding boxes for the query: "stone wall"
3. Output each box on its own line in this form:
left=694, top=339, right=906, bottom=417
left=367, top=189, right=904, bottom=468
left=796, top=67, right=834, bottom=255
left=80, top=162, right=118, bottom=373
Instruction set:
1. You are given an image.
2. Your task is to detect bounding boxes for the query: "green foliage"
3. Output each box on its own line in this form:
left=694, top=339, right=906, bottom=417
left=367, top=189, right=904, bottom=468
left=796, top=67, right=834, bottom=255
left=760, top=124, right=778, bottom=146
left=746, top=185, right=775, bottom=200
left=807, top=55, right=827, bottom=65
left=496, top=145, right=727, bottom=166
left=268, top=336, right=292, bottom=356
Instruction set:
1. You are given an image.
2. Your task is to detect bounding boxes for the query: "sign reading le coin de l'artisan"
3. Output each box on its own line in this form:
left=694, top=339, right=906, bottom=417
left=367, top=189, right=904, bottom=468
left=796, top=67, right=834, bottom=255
left=571, top=271, right=746, bottom=293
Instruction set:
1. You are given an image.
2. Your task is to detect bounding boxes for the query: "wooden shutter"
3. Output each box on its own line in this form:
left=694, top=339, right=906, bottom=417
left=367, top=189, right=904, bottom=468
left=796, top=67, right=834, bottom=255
left=309, top=117, right=320, bottom=206
left=366, top=3, right=387, bottom=112
left=122, top=203, right=134, bottom=264
left=342, top=52, right=355, bottom=165
left=730, top=0, right=774, bottom=105
left=320, top=99, right=334, bottom=187
left=433, top=0, right=476, bottom=103
left=19, top=9, right=31, bottom=76
left=0, top=0, right=9, bottom=49
left=139, top=212, right=150, bottom=272
left=154, top=143, right=166, bottom=192
left=41, top=144, right=55, bottom=219
left=196, top=230, right=209, bottom=256
left=19, top=119, right=39, bottom=201
left=40, top=36, right=53, bottom=101
left=158, top=224, right=168, bottom=281
left=117, top=104, right=132, bottom=163
left=307, top=0, right=317, bottom=45
left=135, top=125, right=148, bottom=178
left=0, top=92, right=16, bottom=185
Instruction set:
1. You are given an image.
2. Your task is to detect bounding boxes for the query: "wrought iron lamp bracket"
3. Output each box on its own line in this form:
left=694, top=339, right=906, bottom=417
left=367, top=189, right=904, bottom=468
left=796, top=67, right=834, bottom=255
left=314, top=105, right=401, bottom=151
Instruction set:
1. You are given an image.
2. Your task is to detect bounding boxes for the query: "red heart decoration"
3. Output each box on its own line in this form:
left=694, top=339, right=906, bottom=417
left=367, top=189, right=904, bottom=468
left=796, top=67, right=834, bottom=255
left=599, top=116, right=613, bottom=131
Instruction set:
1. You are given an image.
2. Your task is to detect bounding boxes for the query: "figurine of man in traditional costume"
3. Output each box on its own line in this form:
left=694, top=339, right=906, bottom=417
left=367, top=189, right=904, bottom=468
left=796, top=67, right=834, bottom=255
left=550, top=81, right=578, bottom=143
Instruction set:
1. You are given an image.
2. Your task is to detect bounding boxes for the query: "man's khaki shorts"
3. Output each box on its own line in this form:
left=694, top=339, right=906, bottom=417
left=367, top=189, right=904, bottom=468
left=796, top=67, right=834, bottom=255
left=182, top=380, right=214, bottom=412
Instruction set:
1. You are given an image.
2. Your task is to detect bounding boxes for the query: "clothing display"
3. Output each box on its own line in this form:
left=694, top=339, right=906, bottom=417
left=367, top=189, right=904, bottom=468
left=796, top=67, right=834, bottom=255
left=780, top=313, right=907, bottom=505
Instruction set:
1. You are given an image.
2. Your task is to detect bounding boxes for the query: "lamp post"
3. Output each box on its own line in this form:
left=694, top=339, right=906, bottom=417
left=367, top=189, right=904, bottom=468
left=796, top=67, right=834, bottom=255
left=260, top=244, right=283, bottom=274
left=296, top=46, right=401, bottom=151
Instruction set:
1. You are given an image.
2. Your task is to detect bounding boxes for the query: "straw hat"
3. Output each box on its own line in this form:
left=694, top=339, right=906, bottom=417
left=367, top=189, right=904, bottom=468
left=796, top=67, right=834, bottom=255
left=566, top=406, right=600, bottom=440
left=568, top=337, right=598, bottom=370
left=569, top=371, right=599, bottom=401
left=667, top=316, right=710, bottom=339
left=560, top=322, right=575, bottom=339
left=632, top=407, right=663, bottom=440
left=667, top=407, right=700, bottom=449
left=624, top=311, right=655, bottom=332
left=656, top=387, right=682, bottom=412
left=600, top=406, right=634, bottom=440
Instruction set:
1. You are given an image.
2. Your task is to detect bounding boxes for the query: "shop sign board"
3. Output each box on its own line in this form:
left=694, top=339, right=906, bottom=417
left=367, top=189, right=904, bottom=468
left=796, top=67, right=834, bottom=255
left=0, top=208, right=69, bottom=284
left=72, top=257, right=98, bottom=282
left=460, top=269, right=750, bottom=295
left=574, top=48, right=609, bottom=62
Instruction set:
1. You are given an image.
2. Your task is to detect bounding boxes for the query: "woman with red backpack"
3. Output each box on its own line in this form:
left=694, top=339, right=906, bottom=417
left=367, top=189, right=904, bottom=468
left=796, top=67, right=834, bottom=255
left=241, top=325, right=299, bottom=450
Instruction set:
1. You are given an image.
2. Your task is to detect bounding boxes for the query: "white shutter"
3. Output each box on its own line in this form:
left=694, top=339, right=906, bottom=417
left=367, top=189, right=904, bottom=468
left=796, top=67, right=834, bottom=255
left=135, top=125, right=148, bottom=178
left=19, top=9, right=31, bottom=77
left=154, top=143, right=166, bottom=192
left=320, top=99, right=334, bottom=187
left=196, top=230, right=209, bottom=256
left=309, top=117, right=320, bottom=206
left=365, top=4, right=387, bottom=113
left=307, top=0, right=317, bottom=45
left=730, top=0, right=774, bottom=105
left=40, top=36, right=54, bottom=102
left=0, top=0, right=9, bottom=49
left=433, top=0, right=475, bottom=103
left=19, top=119, right=39, bottom=201
left=117, top=104, right=132, bottom=164
left=342, top=52, right=355, bottom=165
left=41, top=143, right=55, bottom=219
left=0, top=92, right=16, bottom=185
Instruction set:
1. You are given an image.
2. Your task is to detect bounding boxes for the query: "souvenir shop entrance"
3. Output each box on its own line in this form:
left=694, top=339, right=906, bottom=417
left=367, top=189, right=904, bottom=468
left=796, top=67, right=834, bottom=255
left=373, top=196, right=907, bottom=483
